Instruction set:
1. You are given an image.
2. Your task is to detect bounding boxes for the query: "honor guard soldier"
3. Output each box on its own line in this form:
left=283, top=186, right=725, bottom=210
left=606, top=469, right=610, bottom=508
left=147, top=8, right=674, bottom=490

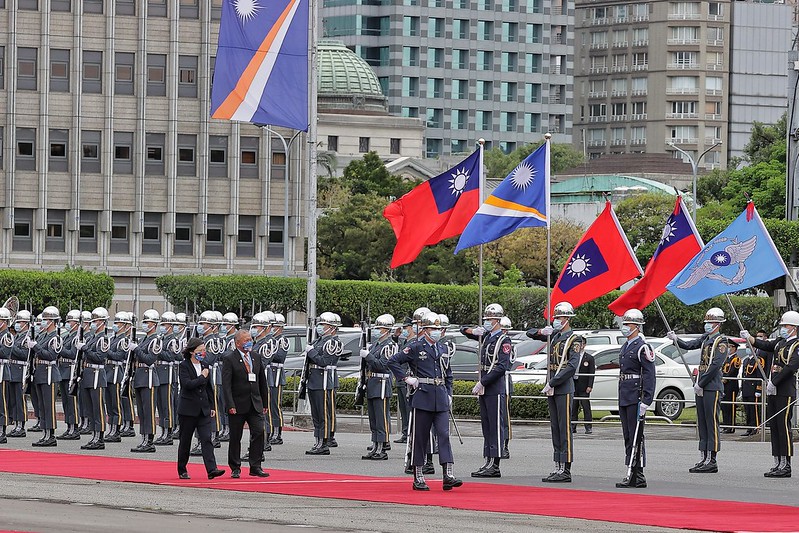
left=7, top=310, right=33, bottom=438
left=29, top=306, right=63, bottom=447
left=79, top=307, right=111, bottom=450
left=615, top=309, right=656, bottom=489
left=27, top=313, right=44, bottom=434
left=743, top=311, right=799, bottom=477
left=720, top=340, right=741, bottom=434
left=267, top=313, right=289, bottom=445
left=360, top=314, right=397, bottom=460
left=0, top=306, right=15, bottom=443
left=740, top=330, right=770, bottom=436
left=668, top=307, right=729, bottom=473
left=463, top=303, right=513, bottom=478
left=305, top=312, right=343, bottom=455
left=131, top=309, right=162, bottom=453
left=104, top=311, right=133, bottom=443
left=392, top=317, right=414, bottom=445
left=388, top=312, right=462, bottom=491
left=56, top=310, right=81, bottom=440
left=405, top=307, right=437, bottom=475
left=527, top=301, right=582, bottom=483
left=154, top=311, right=180, bottom=446
left=250, top=312, right=273, bottom=448
left=499, top=316, right=514, bottom=459
left=76, top=310, right=93, bottom=435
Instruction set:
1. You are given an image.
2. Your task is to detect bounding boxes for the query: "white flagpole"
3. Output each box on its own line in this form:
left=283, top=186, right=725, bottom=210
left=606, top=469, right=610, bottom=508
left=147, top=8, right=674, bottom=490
left=478, top=139, right=485, bottom=322
left=306, top=0, right=319, bottom=324
left=544, top=133, right=552, bottom=322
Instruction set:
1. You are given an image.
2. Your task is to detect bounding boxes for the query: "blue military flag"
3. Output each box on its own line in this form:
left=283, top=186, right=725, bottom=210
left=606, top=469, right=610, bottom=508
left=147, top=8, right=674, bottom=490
left=454, top=143, right=549, bottom=253
left=667, top=202, right=788, bottom=305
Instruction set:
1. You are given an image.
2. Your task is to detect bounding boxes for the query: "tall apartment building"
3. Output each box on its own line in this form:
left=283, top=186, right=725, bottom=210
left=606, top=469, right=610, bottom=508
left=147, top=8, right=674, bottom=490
left=573, top=0, right=730, bottom=169
left=320, top=0, right=575, bottom=157
left=0, top=2, right=307, bottom=310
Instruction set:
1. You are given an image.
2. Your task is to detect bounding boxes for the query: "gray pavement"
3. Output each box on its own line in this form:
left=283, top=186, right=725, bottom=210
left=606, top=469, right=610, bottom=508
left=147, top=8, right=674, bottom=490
left=0, top=416, right=794, bottom=532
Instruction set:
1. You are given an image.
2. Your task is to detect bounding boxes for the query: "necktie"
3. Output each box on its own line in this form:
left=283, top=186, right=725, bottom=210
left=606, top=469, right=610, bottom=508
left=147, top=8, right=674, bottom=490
left=243, top=353, right=251, bottom=373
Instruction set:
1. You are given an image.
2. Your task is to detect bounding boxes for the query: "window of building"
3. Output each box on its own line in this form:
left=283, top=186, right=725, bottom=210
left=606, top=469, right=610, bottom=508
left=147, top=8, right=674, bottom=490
left=78, top=210, right=98, bottom=254
left=452, top=49, right=468, bottom=70
left=478, top=0, right=491, bottom=10
left=706, top=76, right=722, bottom=95
left=401, top=107, right=418, bottom=118
left=428, top=18, right=443, bottom=38
left=147, top=54, right=166, bottom=96
left=177, top=134, right=197, bottom=177
left=111, top=211, right=130, bottom=254
left=631, top=77, right=647, bottom=95
left=359, top=137, right=370, bottom=153
left=450, top=109, right=466, bottom=130
left=82, top=51, right=102, bottom=94
left=142, top=212, right=161, bottom=254
left=477, top=51, right=493, bottom=71
left=390, top=138, right=400, bottom=154
left=427, top=78, right=443, bottom=98
left=174, top=213, right=193, bottom=256
left=592, top=31, right=608, bottom=47
left=17, top=48, right=37, bottom=91
left=527, top=53, right=542, bottom=73
left=81, top=130, right=101, bottom=173
left=631, top=100, right=647, bottom=117
left=401, top=77, right=418, bottom=97
left=500, top=112, right=516, bottom=132
left=236, top=215, right=256, bottom=257
left=426, top=138, right=442, bottom=158
left=526, top=23, right=542, bottom=44
left=501, top=81, right=517, bottom=102
left=709, top=2, right=723, bottom=18
left=477, top=20, right=493, bottom=40
left=502, top=0, right=516, bottom=10
left=707, top=26, right=723, bottom=44
left=83, top=0, right=102, bottom=12
left=670, top=26, right=698, bottom=44
left=402, top=47, right=419, bottom=67
left=179, top=0, right=199, bottom=18
left=502, top=52, right=517, bottom=72
left=113, top=131, right=133, bottom=174
left=148, top=0, right=167, bottom=17
left=670, top=100, right=697, bottom=115
left=13, top=208, right=33, bottom=253
left=427, top=48, right=443, bottom=68
left=115, top=52, right=135, bottom=95
left=452, top=79, right=467, bottom=99
left=16, top=128, right=36, bottom=171
left=611, top=78, right=626, bottom=96
left=402, top=16, right=419, bottom=37
left=705, top=100, right=722, bottom=118
left=502, top=22, right=517, bottom=42
left=145, top=132, right=165, bottom=175
left=45, top=210, right=66, bottom=253
left=427, top=108, right=443, bottom=128
left=51, top=0, right=70, bottom=10
left=524, top=113, right=540, bottom=133
left=0, top=47, right=4, bottom=90
left=267, top=216, right=284, bottom=258
left=50, top=50, right=70, bottom=92
left=240, top=136, right=259, bottom=179
left=178, top=55, right=198, bottom=98
left=477, top=80, right=493, bottom=101
left=327, top=135, right=338, bottom=152
left=205, top=215, right=225, bottom=257
left=671, top=51, right=697, bottom=67
left=116, top=0, right=136, bottom=15
left=527, top=0, right=541, bottom=13
left=453, top=19, right=469, bottom=39
left=477, top=110, right=492, bottom=131
left=48, top=129, right=69, bottom=173
left=209, top=135, right=228, bottom=177
left=526, top=83, right=541, bottom=103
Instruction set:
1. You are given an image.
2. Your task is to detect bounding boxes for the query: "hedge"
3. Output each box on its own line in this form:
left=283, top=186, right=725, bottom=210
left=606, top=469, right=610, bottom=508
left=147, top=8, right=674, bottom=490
left=0, top=267, right=115, bottom=313
left=156, top=275, right=779, bottom=334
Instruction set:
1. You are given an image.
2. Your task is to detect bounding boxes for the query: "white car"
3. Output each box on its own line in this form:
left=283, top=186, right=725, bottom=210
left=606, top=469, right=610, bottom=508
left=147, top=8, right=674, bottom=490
left=514, top=343, right=695, bottom=420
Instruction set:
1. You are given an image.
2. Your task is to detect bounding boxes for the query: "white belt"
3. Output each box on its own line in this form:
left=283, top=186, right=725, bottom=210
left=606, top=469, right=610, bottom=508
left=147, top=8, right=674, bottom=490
left=270, top=363, right=284, bottom=368
left=87, top=364, right=105, bottom=369
left=368, top=372, right=391, bottom=379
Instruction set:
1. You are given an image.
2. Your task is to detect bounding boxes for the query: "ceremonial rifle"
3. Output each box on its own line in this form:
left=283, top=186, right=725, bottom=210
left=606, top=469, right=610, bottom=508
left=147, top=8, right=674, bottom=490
left=22, top=319, right=36, bottom=395
left=297, top=317, right=314, bottom=400
left=67, top=301, right=85, bottom=397
left=120, top=319, right=138, bottom=397
left=354, top=318, right=371, bottom=407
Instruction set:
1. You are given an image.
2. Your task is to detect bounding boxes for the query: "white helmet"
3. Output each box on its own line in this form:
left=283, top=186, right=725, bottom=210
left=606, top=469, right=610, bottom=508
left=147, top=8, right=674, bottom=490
left=161, top=311, right=177, bottom=324
left=65, top=309, right=81, bottom=322
left=16, top=310, right=32, bottom=323
left=420, top=312, right=442, bottom=329
left=42, top=306, right=60, bottom=321
left=0, top=308, right=13, bottom=322
left=175, top=312, right=187, bottom=324
left=500, top=316, right=512, bottom=329
left=91, top=307, right=109, bottom=321
left=142, top=309, right=160, bottom=323
left=198, top=310, right=216, bottom=324
left=413, top=307, right=431, bottom=322
left=318, top=311, right=340, bottom=327
left=113, top=311, right=132, bottom=325
left=222, top=312, right=238, bottom=325
left=263, top=310, right=276, bottom=324
left=483, top=303, right=504, bottom=320
left=273, top=313, right=286, bottom=326
left=437, top=314, right=450, bottom=328
left=81, top=310, right=92, bottom=323
left=704, top=307, right=726, bottom=323
left=780, top=310, right=799, bottom=327
left=251, top=312, right=270, bottom=327
left=375, top=314, right=396, bottom=328
left=621, top=309, right=645, bottom=325
left=553, top=302, right=575, bottom=317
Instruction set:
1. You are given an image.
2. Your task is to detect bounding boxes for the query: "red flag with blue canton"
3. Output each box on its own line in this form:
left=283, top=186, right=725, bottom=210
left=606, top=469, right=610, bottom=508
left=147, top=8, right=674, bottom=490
left=383, top=150, right=481, bottom=268
left=211, top=0, right=309, bottom=131
left=547, top=201, right=642, bottom=318
left=608, top=196, right=702, bottom=315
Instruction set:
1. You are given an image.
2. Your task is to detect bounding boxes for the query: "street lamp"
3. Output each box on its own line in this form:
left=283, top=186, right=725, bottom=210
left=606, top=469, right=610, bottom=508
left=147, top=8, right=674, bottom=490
left=667, top=140, right=722, bottom=221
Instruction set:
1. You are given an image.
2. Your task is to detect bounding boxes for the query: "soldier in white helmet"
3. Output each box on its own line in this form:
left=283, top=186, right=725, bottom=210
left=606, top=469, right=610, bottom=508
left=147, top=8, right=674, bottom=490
left=153, top=311, right=180, bottom=446
left=78, top=307, right=111, bottom=450
left=104, top=311, right=135, bottom=442
left=498, top=316, right=514, bottom=459
left=7, top=310, right=34, bottom=438
left=742, top=310, right=799, bottom=477
left=0, top=306, right=14, bottom=442
left=76, top=309, right=94, bottom=435
left=55, top=310, right=82, bottom=440
left=29, top=306, right=63, bottom=447
left=360, top=314, right=398, bottom=460
left=527, top=301, right=583, bottom=482
left=130, top=309, right=162, bottom=453
left=267, top=312, right=289, bottom=446
left=304, top=312, right=343, bottom=455
left=668, top=307, right=729, bottom=473
left=392, top=316, right=414, bottom=446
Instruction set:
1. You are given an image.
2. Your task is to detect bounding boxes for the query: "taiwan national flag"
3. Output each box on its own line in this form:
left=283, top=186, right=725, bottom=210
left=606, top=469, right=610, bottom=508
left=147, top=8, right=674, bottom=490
left=667, top=202, right=789, bottom=305
left=548, top=201, right=642, bottom=318
left=211, top=0, right=309, bottom=131
left=608, top=197, right=702, bottom=315
left=383, top=150, right=481, bottom=268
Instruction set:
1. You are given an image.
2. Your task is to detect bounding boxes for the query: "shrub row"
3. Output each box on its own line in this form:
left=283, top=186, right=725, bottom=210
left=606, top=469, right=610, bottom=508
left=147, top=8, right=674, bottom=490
left=0, top=267, right=115, bottom=314
left=156, top=275, right=779, bottom=334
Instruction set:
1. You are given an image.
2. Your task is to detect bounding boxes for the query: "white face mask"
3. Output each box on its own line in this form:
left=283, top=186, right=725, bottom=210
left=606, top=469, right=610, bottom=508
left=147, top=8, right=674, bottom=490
left=552, top=319, right=564, bottom=331
left=620, top=325, right=633, bottom=338
left=704, top=322, right=716, bottom=334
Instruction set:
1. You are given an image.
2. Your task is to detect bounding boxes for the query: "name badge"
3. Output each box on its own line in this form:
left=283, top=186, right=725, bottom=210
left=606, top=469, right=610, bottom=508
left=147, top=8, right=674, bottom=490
left=248, top=372, right=257, bottom=382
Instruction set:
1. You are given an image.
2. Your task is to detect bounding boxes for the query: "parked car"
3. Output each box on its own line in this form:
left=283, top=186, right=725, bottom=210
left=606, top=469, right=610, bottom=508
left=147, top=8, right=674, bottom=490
left=514, top=343, right=696, bottom=420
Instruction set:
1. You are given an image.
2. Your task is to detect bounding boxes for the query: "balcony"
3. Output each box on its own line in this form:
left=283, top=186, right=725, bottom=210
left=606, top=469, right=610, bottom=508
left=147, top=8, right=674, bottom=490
left=631, top=64, right=648, bottom=71
left=613, top=41, right=628, bottom=48
left=668, top=12, right=701, bottom=20
left=632, top=40, right=648, bottom=47
left=665, top=112, right=698, bottom=119
left=666, top=87, right=699, bottom=95
left=611, top=65, right=628, bottom=72
left=631, top=15, right=649, bottom=22
left=667, top=38, right=700, bottom=45
left=589, top=115, right=607, bottom=122
left=615, top=16, right=628, bottom=23
left=704, top=113, right=722, bottom=120
left=588, top=91, right=607, bottom=98
left=705, top=137, right=723, bottom=144
left=706, top=89, right=722, bottom=96
left=668, top=63, right=699, bottom=70
left=631, top=89, right=647, bottom=96
left=591, top=42, right=609, bottom=50
left=589, top=66, right=608, bottom=74
left=592, top=17, right=609, bottom=25
left=630, top=138, right=647, bottom=145
left=708, top=14, right=724, bottom=21
left=587, top=139, right=607, bottom=147
left=706, top=63, right=724, bottom=71
left=611, top=138, right=627, bottom=146
left=668, top=137, right=698, bottom=144
left=707, top=39, right=724, bottom=47
left=611, top=114, right=627, bottom=122
left=611, top=90, right=627, bottom=97
left=630, top=113, right=647, bottom=120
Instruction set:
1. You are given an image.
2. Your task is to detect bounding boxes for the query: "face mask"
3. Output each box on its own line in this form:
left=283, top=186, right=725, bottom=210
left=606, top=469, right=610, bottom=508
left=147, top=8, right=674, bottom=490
left=780, top=327, right=790, bottom=339
left=159, top=325, right=168, bottom=335
left=90, top=322, right=99, bottom=333
left=552, top=319, right=564, bottom=331
left=242, top=341, right=254, bottom=353
left=621, top=325, right=632, bottom=337
left=483, top=320, right=494, bottom=330
left=196, top=324, right=206, bottom=336
left=399, top=329, right=409, bottom=339
left=14, top=323, right=23, bottom=332
left=427, top=329, right=442, bottom=341
left=372, top=328, right=384, bottom=339
left=112, top=324, right=120, bottom=334
left=195, top=351, right=206, bottom=362
left=704, top=323, right=715, bottom=334
left=316, top=325, right=325, bottom=336
left=249, top=327, right=260, bottom=338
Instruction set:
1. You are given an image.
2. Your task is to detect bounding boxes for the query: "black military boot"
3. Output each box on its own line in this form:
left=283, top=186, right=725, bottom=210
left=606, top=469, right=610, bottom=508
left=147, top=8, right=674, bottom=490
left=695, top=458, right=718, bottom=473
left=219, top=426, right=230, bottom=442
left=138, top=434, right=156, bottom=453
left=29, top=420, right=42, bottom=433
left=172, top=424, right=180, bottom=440
left=688, top=451, right=708, bottom=473
left=87, top=431, right=105, bottom=450
left=81, top=432, right=99, bottom=450
left=327, top=434, right=338, bottom=448
left=120, top=422, right=136, bottom=438
left=211, top=432, right=221, bottom=448
left=79, top=421, right=92, bottom=435
left=105, top=426, right=121, bottom=443
left=306, top=437, right=329, bottom=455
left=474, top=458, right=501, bottom=478
left=542, top=462, right=562, bottom=482
left=190, top=440, right=203, bottom=456
left=501, top=439, right=510, bottom=459
left=423, top=454, right=435, bottom=475
left=130, top=434, right=147, bottom=453
left=369, top=442, right=388, bottom=460
left=40, top=429, right=57, bottom=447
left=413, top=466, right=429, bottom=491
left=471, top=457, right=491, bottom=476
left=270, top=427, right=284, bottom=445
left=9, top=422, right=25, bottom=437
left=556, top=462, right=573, bottom=482
left=443, top=463, right=463, bottom=490
left=362, top=442, right=378, bottom=460
left=0, top=426, right=6, bottom=444
left=394, top=433, right=407, bottom=444
left=153, top=428, right=166, bottom=445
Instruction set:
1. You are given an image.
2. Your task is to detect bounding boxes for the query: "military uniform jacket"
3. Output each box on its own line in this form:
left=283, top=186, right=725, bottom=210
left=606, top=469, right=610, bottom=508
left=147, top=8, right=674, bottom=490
left=59, top=330, right=79, bottom=382
left=388, top=338, right=452, bottom=412
left=81, top=333, right=110, bottom=389
left=766, top=337, right=799, bottom=398
left=201, top=334, right=226, bottom=386
left=0, top=329, right=13, bottom=382
left=106, top=333, right=130, bottom=384
left=741, top=353, right=768, bottom=397
left=306, top=334, right=341, bottom=391
left=676, top=333, right=728, bottom=391
left=32, top=330, right=62, bottom=385
left=365, top=337, right=396, bottom=399
left=618, top=336, right=656, bottom=407
left=8, top=330, right=32, bottom=382
left=267, top=334, right=289, bottom=387
left=156, top=333, right=181, bottom=385
left=721, top=353, right=741, bottom=393
left=391, top=336, right=411, bottom=386
left=462, top=327, right=513, bottom=395
left=132, top=334, right=162, bottom=389
left=527, top=328, right=581, bottom=394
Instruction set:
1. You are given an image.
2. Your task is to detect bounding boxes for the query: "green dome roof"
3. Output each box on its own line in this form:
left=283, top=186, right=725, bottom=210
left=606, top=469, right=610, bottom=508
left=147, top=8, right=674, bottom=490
left=318, top=39, right=387, bottom=114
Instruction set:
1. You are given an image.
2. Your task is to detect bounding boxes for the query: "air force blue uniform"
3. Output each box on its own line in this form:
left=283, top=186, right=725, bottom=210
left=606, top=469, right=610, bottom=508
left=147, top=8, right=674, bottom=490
left=306, top=334, right=341, bottom=441
left=618, top=336, right=655, bottom=466
left=365, top=337, right=395, bottom=445
left=752, top=336, right=799, bottom=460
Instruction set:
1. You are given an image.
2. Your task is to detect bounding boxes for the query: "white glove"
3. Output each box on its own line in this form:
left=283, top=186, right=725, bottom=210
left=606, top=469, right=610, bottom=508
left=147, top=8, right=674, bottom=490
left=666, top=331, right=678, bottom=341
left=767, top=380, right=777, bottom=396
left=638, top=403, right=649, bottom=417
left=74, top=340, right=86, bottom=351
left=739, top=330, right=750, bottom=340
left=359, top=349, right=368, bottom=359
left=448, top=395, right=453, bottom=407
left=24, top=338, right=37, bottom=349
left=128, top=342, right=138, bottom=351
left=471, top=326, right=486, bottom=336
left=542, top=383, right=553, bottom=396
left=693, top=384, right=703, bottom=397
left=755, top=392, right=762, bottom=398
left=405, top=376, right=419, bottom=389
left=539, top=326, right=554, bottom=336
left=472, top=382, right=484, bottom=395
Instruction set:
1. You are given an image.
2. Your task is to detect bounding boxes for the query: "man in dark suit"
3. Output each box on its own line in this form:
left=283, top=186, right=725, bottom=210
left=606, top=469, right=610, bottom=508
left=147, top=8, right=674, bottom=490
left=222, top=330, right=270, bottom=478
left=571, top=346, right=595, bottom=435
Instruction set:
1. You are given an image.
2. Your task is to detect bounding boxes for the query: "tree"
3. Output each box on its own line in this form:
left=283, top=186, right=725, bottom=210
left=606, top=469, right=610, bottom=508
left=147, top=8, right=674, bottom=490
left=500, top=264, right=525, bottom=288
left=615, top=192, right=677, bottom=264
left=341, top=151, right=414, bottom=198
left=742, top=114, right=787, bottom=166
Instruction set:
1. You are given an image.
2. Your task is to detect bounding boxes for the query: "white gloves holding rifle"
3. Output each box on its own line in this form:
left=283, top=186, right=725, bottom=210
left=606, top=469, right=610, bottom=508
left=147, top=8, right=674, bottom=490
left=767, top=379, right=777, bottom=396
left=471, top=382, right=484, bottom=395
left=693, top=383, right=703, bottom=397
left=638, top=403, right=648, bottom=417
left=541, top=383, right=554, bottom=396
left=405, top=376, right=419, bottom=389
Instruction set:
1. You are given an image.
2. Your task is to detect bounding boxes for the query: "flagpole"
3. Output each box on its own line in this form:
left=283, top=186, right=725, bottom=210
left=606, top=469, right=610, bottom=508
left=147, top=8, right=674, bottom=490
left=544, top=133, right=552, bottom=323
left=478, top=139, right=485, bottom=322
left=306, top=0, right=319, bottom=324
left=723, top=294, right=768, bottom=381
left=653, top=298, right=695, bottom=384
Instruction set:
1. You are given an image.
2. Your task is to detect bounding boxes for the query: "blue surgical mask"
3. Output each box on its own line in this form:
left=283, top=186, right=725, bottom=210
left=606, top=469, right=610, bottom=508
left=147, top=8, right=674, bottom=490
left=399, top=329, right=409, bottom=339
left=704, top=323, right=715, bottom=334
left=242, top=341, right=254, bottom=353
left=372, top=328, right=383, bottom=339
left=428, top=329, right=442, bottom=341
left=112, top=324, right=120, bottom=334
left=316, top=325, right=325, bottom=336
left=14, top=323, right=23, bottom=332
left=159, top=325, right=168, bottom=335
left=780, top=327, right=790, bottom=339
left=196, top=324, right=206, bottom=336
left=552, top=319, right=563, bottom=331
left=249, top=327, right=259, bottom=338
left=482, top=320, right=493, bottom=330
left=621, top=325, right=632, bottom=337
left=90, top=322, right=99, bottom=333
left=195, top=351, right=206, bottom=362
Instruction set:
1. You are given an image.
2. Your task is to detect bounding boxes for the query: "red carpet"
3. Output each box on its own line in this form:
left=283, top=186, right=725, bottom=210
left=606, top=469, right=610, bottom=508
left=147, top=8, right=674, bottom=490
left=1, top=449, right=797, bottom=532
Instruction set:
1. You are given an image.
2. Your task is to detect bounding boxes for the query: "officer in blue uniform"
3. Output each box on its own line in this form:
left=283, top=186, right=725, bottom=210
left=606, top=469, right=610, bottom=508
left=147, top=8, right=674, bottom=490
left=740, top=330, right=770, bottom=437
left=614, top=309, right=656, bottom=488
left=0, top=307, right=16, bottom=443
left=305, top=312, right=343, bottom=455
left=527, top=301, right=581, bottom=483
left=388, top=312, right=462, bottom=491
left=742, top=311, right=799, bottom=477
left=79, top=307, right=111, bottom=450
left=392, top=317, right=413, bottom=446
left=360, top=314, right=397, bottom=460
left=668, top=307, right=728, bottom=473
left=267, top=313, right=289, bottom=445
left=29, top=306, right=63, bottom=447
left=463, top=303, right=513, bottom=478
left=499, top=316, right=514, bottom=460
left=77, top=310, right=94, bottom=435
left=104, top=311, right=132, bottom=443
left=6, top=310, right=33, bottom=438
left=130, top=309, right=162, bottom=453
left=56, top=310, right=81, bottom=440
left=720, top=340, right=741, bottom=434
left=154, top=311, right=180, bottom=446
